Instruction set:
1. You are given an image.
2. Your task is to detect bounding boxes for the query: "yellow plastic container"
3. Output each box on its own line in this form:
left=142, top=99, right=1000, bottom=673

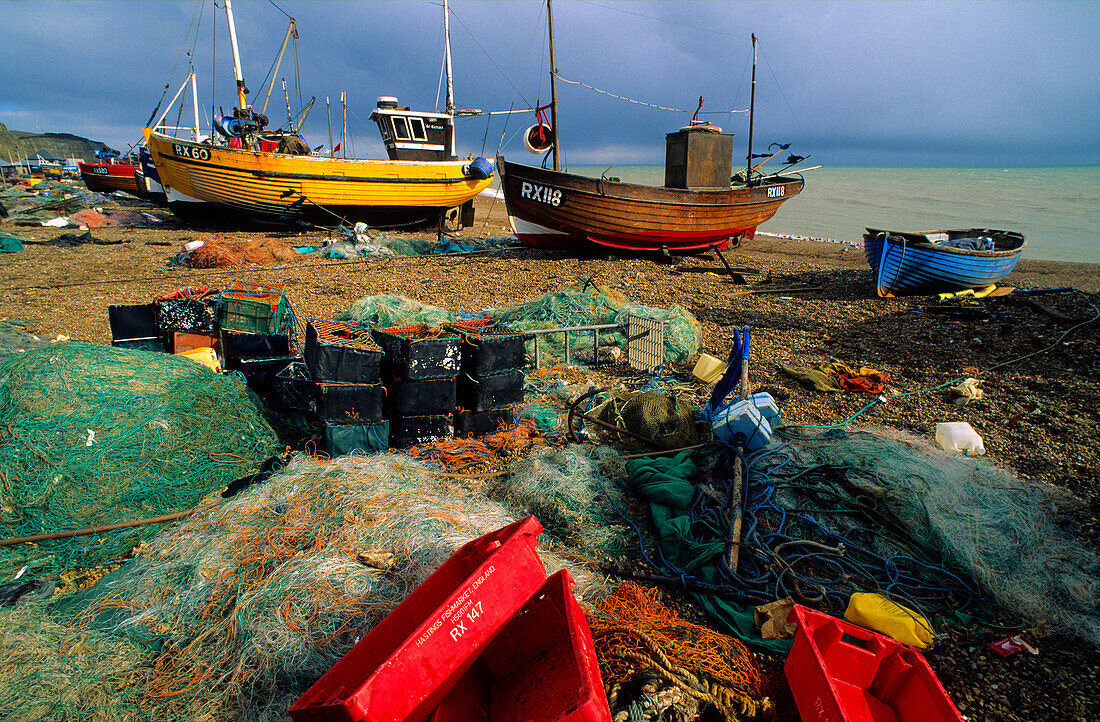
left=844, top=592, right=934, bottom=648
left=692, top=353, right=726, bottom=384
left=177, top=346, right=221, bottom=374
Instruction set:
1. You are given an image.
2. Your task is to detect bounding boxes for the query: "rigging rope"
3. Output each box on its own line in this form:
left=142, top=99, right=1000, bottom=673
left=554, top=73, right=747, bottom=115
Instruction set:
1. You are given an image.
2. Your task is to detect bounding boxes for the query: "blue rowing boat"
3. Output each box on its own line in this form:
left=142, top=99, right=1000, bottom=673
left=863, top=228, right=1027, bottom=297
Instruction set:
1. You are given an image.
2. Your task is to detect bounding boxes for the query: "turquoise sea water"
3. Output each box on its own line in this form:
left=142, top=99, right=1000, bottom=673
left=558, top=165, right=1100, bottom=264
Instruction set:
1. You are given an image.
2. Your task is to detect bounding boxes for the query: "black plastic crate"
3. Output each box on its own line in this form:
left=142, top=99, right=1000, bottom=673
left=454, top=407, right=516, bottom=438
left=222, top=331, right=291, bottom=362
left=456, top=369, right=524, bottom=413
left=155, top=296, right=219, bottom=334
left=384, top=376, right=456, bottom=416
left=389, top=414, right=453, bottom=448
left=372, top=326, right=461, bottom=380
left=445, top=321, right=526, bottom=375
left=304, top=319, right=382, bottom=384
left=274, top=361, right=317, bottom=413
left=108, top=303, right=159, bottom=341
left=323, top=420, right=390, bottom=456
left=111, top=337, right=168, bottom=353
left=229, top=356, right=296, bottom=400
left=316, top=382, right=385, bottom=422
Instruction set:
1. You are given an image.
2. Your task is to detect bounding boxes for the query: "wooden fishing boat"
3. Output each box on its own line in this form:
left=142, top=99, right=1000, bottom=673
left=144, top=129, right=492, bottom=227
left=134, top=145, right=167, bottom=205
left=498, top=157, right=803, bottom=251
left=77, top=161, right=142, bottom=196
left=863, top=227, right=1027, bottom=297
left=143, top=0, right=492, bottom=228
left=499, top=7, right=806, bottom=254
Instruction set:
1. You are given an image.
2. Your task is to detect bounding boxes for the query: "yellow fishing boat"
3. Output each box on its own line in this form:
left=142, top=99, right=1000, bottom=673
left=143, top=128, right=492, bottom=227
left=143, top=0, right=492, bottom=228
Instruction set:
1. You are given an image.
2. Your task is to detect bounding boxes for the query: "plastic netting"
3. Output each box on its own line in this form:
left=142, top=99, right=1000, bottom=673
left=483, top=280, right=701, bottom=366
left=0, top=453, right=603, bottom=721
left=0, top=343, right=280, bottom=578
left=762, top=428, right=1100, bottom=647
left=587, top=581, right=771, bottom=721
left=337, top=294, right=450, bottom=329
left=495, top=445, right=639, bottom=561
left=0, top=320, right=45, bottom=356
left=335, top=285, right=701, bottom=368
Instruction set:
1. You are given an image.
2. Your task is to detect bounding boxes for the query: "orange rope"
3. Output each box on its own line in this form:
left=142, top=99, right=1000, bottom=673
left=587, top=581, right=767, bottom=702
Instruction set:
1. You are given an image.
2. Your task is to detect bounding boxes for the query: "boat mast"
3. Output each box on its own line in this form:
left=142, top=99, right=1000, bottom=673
left=443, top=0, right=456, bottom=158
left=261, top=19, right=298, bottom=117
left=547, top=0, right=561, bottom=171
left=224, top=0, right=249, bottom=112
left=745, top=33, right=757, bottom=185
left=190, top=72, right=201, bottom=141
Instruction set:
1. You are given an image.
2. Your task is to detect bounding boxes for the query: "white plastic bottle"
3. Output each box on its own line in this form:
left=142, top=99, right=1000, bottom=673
left=935, top=422, right=986, bottom=456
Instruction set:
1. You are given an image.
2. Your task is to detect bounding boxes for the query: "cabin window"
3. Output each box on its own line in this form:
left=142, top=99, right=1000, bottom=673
left=379, top=121, right=391, bottom=141
left=408, top=117, right=428, bottom=141
left=392, top=117, right=411, bottom=140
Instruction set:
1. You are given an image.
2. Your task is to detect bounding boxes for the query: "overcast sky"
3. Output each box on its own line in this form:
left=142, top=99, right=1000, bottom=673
left=2, top=0, right=1097, bottom=167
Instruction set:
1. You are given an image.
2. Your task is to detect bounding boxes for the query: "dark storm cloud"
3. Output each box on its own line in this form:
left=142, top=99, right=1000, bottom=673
left=2, top=0, right=1096, bottom=166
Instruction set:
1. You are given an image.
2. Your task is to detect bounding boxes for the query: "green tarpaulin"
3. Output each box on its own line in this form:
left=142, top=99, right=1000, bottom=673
left=626, top=451, right=792, bottom=653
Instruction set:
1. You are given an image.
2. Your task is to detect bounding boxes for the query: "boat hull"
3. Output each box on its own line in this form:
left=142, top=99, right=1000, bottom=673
left=863, top=228, right=1027, bottom=297
left=498, top=157, right=803, bottom=252
left=143, top=129, right=493, bottom=227
left=77, top=162, right=142, bottom=196
left=136, top=146, right=168, bottom=205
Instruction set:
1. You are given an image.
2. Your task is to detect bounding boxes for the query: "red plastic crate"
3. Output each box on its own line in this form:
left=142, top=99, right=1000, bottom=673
left=784, top=605, right=963, bottom=722
left=289, top=516, right=547, bottom=722
left=429, top=570, right=611, bottom=722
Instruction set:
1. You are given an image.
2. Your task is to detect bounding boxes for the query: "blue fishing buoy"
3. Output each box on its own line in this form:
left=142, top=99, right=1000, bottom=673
left=465, top=157, right=494, bottom=180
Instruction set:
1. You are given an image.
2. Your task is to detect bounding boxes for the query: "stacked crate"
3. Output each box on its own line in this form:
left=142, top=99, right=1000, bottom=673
left=156, top=288, right=220, bottom=351
left=108, top=302, right=167, bottom=352
left=303, top=319, right=388, bottom=455
left=446, top=321, right=526, bottom=437
left=219, top=281, right=295, bottom=401
left=372, top=326, right=460, bottom=447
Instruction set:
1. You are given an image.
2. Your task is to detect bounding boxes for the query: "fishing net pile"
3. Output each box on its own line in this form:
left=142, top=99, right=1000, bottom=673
left=495, top=445, right=639, bottom=561
left=0, top=343, right=280, bottom=577
left=766, top=428, right=1100, bottom=646
left=0, top=319, right=45, bottom=356
left=0, top=453, right=604, bottom=721
left=0, top=183, right=108, bottom=223
left=628, top=426, right=1100, bottom=650
left=323, top=224, right=516, bottom=258
left=338, top=294, right=450, bottom=329
left=518, top=365, right=606, bottom=436
left=336, top=284, right=701, bottom=369
left=585, top=388, right=701, bottom=451
left=401, top=423, right=544, bottom=474
left=484, top=280, right=701, bottom=366
left=587, top=581, right=772, bottom=721
left=179, top=235, right=299, bottom=268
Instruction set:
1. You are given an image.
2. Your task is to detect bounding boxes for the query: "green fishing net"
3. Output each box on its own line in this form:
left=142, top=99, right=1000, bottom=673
left=337, top=294, right=450, bottom=328
left=0, top=453, right=602, bottom=721
left=484, top=280, right=701, bottom=366
left=495, top=445, right=639, bottom=561
left=0, top=343, right=280, bottom=578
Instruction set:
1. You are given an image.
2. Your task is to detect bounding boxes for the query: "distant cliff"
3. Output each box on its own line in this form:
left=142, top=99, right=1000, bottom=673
left=0, top=122, right=118, bottom=163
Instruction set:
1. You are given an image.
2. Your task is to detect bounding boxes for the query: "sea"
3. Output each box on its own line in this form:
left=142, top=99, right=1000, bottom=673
left=554, top=165, right=1100, bottom=264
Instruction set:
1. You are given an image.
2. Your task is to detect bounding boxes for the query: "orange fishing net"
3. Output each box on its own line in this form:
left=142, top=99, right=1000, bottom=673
left=404, top=421, right=543, bottom=471
left=185, top=235, right=299, bottom=268
left=587, top=581, right=772, bottom=720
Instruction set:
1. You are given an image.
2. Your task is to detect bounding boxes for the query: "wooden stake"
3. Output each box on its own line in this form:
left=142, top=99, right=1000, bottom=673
left=0, top=510, right=192, bottom=548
